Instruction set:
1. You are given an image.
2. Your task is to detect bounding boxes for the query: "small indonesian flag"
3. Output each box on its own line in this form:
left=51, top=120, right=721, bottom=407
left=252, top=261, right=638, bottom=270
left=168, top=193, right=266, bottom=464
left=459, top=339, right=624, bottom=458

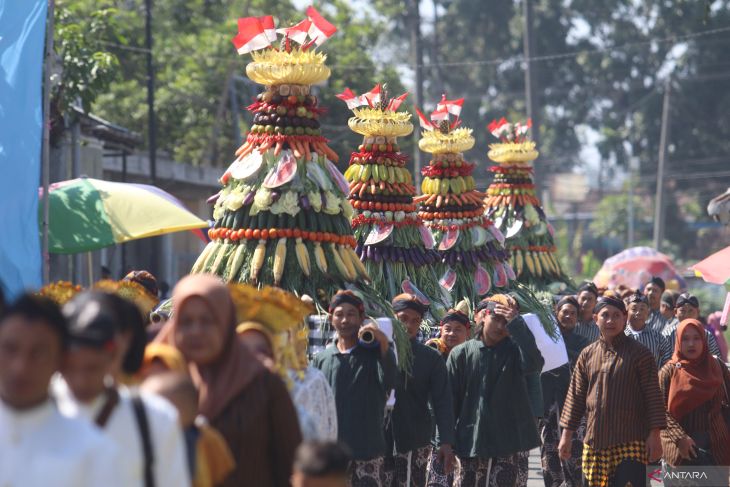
left=277, top=18, right=311, bottom=45
left=436, top=95, right=464, bottom=117
left=430, top=106, right=449, bottom=123
left=232, top=17, right=271, bottom=55
left=306, top=6, right=337, bottom=46
left=363, top=84, right=382, bottom=107
left=336, top=88, right=367, bottom=109
left=487, top=117, right=510, bottom=138
left=516, top=118, right=532, bottom=135
left=386, top=92, right=409, bottom=111
left=416, top=108, right=434, bottom=131
left=258, top=15, right=277, bottom=42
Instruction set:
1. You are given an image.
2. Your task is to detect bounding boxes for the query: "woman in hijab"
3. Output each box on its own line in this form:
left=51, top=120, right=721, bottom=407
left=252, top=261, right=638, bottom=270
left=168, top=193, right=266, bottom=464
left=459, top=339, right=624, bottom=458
left=157, top=274, right=302, bottom=487
left=659, top=319, right=730, bottom=474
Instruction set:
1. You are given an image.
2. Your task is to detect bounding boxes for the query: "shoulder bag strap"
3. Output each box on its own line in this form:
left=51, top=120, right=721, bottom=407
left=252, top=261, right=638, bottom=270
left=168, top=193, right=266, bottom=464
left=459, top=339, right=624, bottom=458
left=131, top=391, right=156, bottom=487
left=94, top=387, right=120, bottom=428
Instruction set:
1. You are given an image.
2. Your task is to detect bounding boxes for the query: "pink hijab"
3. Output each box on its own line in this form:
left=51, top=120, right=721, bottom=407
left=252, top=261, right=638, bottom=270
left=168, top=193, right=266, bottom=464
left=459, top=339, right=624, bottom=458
left=155, top=274, right=263, bottom=420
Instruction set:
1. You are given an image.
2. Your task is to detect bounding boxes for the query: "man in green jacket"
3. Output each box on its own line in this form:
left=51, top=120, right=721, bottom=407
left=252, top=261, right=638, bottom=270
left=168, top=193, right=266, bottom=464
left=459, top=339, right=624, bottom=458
left=448, top=294, right=544, bottom=487
left=386, top=294, right=455, bottom=487
left=312, top=290, right=397, bottom=487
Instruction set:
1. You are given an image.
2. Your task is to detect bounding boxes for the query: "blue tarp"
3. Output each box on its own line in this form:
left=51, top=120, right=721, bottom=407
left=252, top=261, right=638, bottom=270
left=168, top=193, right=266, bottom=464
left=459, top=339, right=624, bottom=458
left=0, top=0, right=47, bottom=298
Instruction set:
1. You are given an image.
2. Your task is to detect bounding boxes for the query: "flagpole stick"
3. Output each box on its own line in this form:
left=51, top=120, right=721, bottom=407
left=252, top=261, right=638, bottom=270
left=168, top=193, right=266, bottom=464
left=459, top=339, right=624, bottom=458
left=41, top=0, right=56, bottom=284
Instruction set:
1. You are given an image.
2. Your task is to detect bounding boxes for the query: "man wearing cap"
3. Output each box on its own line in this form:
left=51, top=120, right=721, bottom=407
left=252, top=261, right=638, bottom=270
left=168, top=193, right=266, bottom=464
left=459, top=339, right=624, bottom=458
left=661, top=292, right=721, bottom=357
left=624, top=292, right=672, bottom=368
left=659, top=290, right=678, bottom=323
left=447, top=295, right=543, bottom=486
left=55, top=291, right=190, bottom=487
left=0, top=294, right=122, bottom=487
left=386, top=294, right=455, bottom=487
left=312, top=290, right=397, bottom=486
left=558, top=296, right=666, bottom=487
left=643, top=277, right=668, bottom=333
left=574, top=282, right=600, bottom=343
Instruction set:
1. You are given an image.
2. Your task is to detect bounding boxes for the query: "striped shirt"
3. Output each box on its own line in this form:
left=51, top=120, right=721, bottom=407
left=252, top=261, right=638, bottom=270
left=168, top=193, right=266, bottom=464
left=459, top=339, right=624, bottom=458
left=574, top=319, right=600, bottom=343
left=624, top=325, right=672, bottom=368
left=306, top=314, right=335, bottom=359
left=662, top=320, right=722, bottom=358
left=560, top=332, right=667, bottom=449
left=646, top=309, right=668, bottom=334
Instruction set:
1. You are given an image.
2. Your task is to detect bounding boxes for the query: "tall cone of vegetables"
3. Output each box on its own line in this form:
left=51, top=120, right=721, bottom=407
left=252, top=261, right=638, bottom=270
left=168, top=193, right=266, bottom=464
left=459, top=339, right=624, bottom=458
left=339, top=85, right=450, bottom=322
left=192, top=11, right=368, bottom=299
left=484, top=119, right=573, bottom=293
left=414, top=97, right=517, bottom=305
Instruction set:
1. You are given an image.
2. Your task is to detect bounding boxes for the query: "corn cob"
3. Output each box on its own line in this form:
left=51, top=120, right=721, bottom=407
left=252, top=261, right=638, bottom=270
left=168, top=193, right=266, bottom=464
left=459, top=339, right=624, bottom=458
left=313, top=242, right=328, bottom=273
left=211, top=243, right=232, bottom=275
left=295, top=238, right=311, bottom=276
left=337, top=245, right=356, bottom=281
left=347, top=247, right=371, bottom=282
left=273, top=238, right=287, bottom=285
left=532, top=251, right=543, bottom=277
left=227, top=243, right=248, bottom=282
left=249, top=240, right=267, bottom=282
left=191, top=242, right=215, bottom=273
left=524, top=251, right=535, bottom=276
left=329, top=243, right=349, bottom=280
left=201, top=241, right=222, bottom=272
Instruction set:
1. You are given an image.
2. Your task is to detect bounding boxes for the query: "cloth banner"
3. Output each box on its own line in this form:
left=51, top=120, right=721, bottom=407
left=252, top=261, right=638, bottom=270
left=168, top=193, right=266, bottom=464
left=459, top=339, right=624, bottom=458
left=0, top=0, right=47, bottom=297
left=523, top=313, right=569, bottom=373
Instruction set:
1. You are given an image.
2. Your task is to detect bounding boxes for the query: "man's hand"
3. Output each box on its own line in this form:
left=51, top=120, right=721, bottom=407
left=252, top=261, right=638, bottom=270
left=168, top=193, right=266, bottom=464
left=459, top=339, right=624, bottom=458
left=494, top=296, right=519, bottom=323
left=437, top=444, right=455, bottom=474
left=646, top=429, right=663, bottom=463
left=558, top=429, right=574, bottom=461
left=677, top=436, right=697, bottom=460
left=359, top=323, right=389, bottom=356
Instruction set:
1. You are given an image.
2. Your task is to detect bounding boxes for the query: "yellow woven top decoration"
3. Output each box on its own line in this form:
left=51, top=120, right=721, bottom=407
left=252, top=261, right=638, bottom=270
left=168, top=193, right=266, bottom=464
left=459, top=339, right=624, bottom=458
left=246, top=47, right=331, bottom=86
left=37, top=281, right=83, bottom=306
left=419, top=127, right=475, bottom=154
left=94, top=279, right=159, bottom=318
left=349, top=107, right=413, bottom=138
left=228, top=282, right=314, bottom=333
left=486, top=118, right=537, bottom=165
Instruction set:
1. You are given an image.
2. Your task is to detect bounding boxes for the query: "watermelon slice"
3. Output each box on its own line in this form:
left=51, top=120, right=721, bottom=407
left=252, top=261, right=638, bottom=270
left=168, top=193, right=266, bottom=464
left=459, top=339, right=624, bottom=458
left=306, top=163, right=333, bottom=191
left=474, top=264, right=492, bottom=295
left=401, top=279, right=431, bottom=306
left=263, top=152, right=298, bottom=189
left=493, top=263, right=508, bottom=287
left=488, top=225, right=506, bottom=245
left=418, top=225, right=435, bottom=249
left=438, top=228, right=460, bottom=251
left=364, top=223, right=394, bottom=245
left=470, top=226, right=488, bottom=246
left=439, top=269, right=457, bottom=291
left=325, top=160, right=351, bottom=195
left=230, top=151, right=265, bottom=181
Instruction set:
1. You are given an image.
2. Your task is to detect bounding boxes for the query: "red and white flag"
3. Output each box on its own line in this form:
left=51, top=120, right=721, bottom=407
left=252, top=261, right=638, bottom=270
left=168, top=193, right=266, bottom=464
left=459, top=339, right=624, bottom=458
left=232, top=17, right=271, bottom=55
left=436, top=95, right=464, bottom=117
left=306, top=6, right=337, bottom=46
left=415, top=108, right=434, bottom=131
left=386, top=92, right=409, bottom=111
left=363, top=84, right=382, bottom=107
left=258, top=15, right=277, bottom=42
left=336, top=88, right=366, bottom=109
left=430, top=106, right=449, bottom=124
left=277, top=18, right=311, bottom=45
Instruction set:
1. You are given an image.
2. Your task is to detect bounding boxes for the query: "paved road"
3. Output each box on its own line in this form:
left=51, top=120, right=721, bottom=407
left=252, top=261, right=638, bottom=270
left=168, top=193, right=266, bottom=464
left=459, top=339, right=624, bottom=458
left=527, top=448, right=544, bottom=486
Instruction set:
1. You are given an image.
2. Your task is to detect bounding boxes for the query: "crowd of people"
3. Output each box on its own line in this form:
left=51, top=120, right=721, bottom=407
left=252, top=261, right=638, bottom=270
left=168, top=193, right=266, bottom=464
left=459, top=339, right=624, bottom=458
left=0, top=271, right=729, bottom=487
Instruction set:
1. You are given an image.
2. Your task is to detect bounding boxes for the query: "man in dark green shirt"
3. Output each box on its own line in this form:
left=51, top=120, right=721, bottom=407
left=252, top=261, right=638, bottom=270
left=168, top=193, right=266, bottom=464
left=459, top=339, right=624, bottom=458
left=312, top=290, right=397, bottom=487
left=447, top=294, right=544, bottom=487
left=386, top=294, right=455, bottom=487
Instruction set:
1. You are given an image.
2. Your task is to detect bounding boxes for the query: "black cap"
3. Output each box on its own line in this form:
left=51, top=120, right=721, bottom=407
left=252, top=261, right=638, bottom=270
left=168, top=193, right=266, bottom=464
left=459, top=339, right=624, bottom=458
left=577, top=281, right=599, bottom=296
left=63, top=292, right=119, bottom=349
left=594, top=295, right=627, bottom=315
left=626, top=292, right=648, bottom=305
left=646, top=276, right=666, bottom=290
left=675, top=293, right=699, bottom=309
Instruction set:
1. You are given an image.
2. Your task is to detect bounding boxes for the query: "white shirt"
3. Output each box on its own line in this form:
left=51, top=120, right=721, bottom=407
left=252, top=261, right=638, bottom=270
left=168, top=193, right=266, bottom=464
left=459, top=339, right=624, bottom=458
left=290, top=366, right=338, bottom=441
left=53, top=379, right=191, bottom=487
left=0, top=398, right=122, bottom=487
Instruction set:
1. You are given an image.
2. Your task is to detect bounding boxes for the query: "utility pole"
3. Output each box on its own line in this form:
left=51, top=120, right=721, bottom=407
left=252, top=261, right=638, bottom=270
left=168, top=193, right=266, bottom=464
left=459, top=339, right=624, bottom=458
left=522, top=0, right=541, bottom=192
left=652, top=78, right=671, bottom=251
left=145, top=0, right=156, bottom=183
left=41, top=0, right=56, bottom=284
left=408, top=0, right=424, bottom=190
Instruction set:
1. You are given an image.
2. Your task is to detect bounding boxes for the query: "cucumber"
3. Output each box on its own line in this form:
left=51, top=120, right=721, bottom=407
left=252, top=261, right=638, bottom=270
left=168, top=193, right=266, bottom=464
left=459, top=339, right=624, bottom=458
left=232, top=211, right=245, bottom=230
left=222, top=212, right=234, bottom=229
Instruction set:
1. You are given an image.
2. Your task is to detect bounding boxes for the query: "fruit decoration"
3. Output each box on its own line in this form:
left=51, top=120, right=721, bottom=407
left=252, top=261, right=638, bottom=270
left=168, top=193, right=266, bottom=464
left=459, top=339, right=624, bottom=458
left=37, top=281, right=83, bottom=306
left=413, top=96, right=517, bottom=306
left=189, top=8, right=412, bottom=367
left=339, top=84, right=450, bottom=323
left=484, top=118, right=573, bottom=293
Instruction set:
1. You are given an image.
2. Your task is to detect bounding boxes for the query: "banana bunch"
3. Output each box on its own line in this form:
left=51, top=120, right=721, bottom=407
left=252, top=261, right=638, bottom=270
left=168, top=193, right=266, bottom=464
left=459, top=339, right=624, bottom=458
left=516, top=249, right=561, bottom=279
left=421, top=176, right=476, bottom=195
left=344, top=163, right=412, bottom=184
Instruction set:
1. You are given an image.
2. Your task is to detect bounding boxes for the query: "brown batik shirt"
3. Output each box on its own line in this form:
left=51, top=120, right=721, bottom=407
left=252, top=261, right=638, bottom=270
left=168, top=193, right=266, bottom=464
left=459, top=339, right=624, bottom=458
left=560, top=330, right=666, bottom=449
